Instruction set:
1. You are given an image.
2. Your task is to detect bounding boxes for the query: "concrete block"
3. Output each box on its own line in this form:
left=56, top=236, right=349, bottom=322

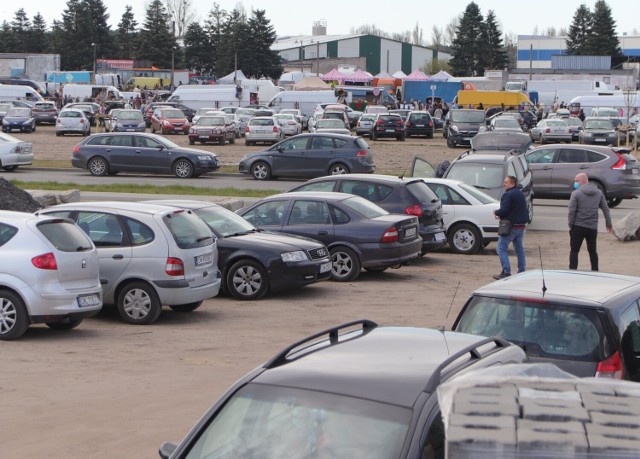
left=590, top=411, right=640, bottom=429
left=575, top=383, right=616, bottom=396
left=450, top=413, right=515, bottom=429
left=453, top=399, right=520, bottom=417
left=218, top=198, right=244, bottom=211
left=29, top=190, right=57, bottom=207
left=588, top=433, right=640, bottom=454
left=517, top=424, right=588, bottom=456
left=587, top=423, right=640, bottom=442
left=582, top=393, right=640, bottom=415
left=517, top=419, right=585, bottom=434
left=521, top=399, right=590, bottom=422
left=446, top=423, right=516, bottom=459
left=57, top=189, right=81, bottom=203
left=612, top=211, right=640, bottom=241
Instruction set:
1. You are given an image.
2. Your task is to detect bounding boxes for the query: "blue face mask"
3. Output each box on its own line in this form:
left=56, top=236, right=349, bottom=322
left=573, top=181, right=580, bottom=190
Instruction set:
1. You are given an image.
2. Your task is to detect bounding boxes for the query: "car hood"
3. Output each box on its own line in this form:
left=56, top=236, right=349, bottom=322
left=162, top=118, right=188, bottom=122
left=228, top=230, right=326, bottom=250
left=4, top=116, right=31, bottom=121
left=583, top=128, right=615, bottom=133
left=172, top=146, right=218, bottom=157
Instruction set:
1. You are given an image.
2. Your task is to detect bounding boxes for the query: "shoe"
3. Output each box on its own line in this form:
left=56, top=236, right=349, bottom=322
left=493, top=272, right=511, bottom=280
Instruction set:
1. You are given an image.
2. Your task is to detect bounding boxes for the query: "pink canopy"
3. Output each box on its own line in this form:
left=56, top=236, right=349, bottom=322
left=343, top=70, right=373, bottom=83
left=320, top=69, right=346, bottom=82
left=405, top=69, right=429, bottom=81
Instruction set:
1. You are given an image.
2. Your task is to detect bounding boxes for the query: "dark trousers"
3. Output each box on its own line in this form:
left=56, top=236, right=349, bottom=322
left=569, top=225, right=599, bottom=271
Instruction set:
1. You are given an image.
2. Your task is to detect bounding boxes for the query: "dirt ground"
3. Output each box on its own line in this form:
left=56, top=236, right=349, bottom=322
left=3, top=125, right=640, bottom=458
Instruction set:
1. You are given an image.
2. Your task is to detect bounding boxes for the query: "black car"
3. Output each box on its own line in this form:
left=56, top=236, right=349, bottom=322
left=71, top=132, right=219, bottom=178
left=238, top=133, right=375, bottom=181
left=238, top=192, right=423, bottom=281
left=405, top=110, right=435, bottom=138
left=144, top=200, right=332, bottom=300
left=158, top=320, right=526, bottom=459
left=288, top=174, right=446, bottom=255
left=443, top=109, right=486, bottom=147
left=370, top=113, right=406, bottom=141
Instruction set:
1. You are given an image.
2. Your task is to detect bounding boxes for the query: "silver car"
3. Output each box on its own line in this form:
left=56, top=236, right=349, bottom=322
left=273, top=113, right=302, bottom=136
left=355, top=114, right=377, bottom=136
left=245, top=116, right=284, bottom=146
left=0, top=211, right=102, bottom=340
left=0, top=131, right=33, bottom=171
left=530, top=119, right=572, bottom=143
left=39, top=202, right=222, bottom=325
left=56, top=109, right=91, bottom=136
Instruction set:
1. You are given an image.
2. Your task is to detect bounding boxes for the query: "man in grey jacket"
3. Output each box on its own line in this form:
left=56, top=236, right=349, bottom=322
left=568, top=173, right=612, bottom=271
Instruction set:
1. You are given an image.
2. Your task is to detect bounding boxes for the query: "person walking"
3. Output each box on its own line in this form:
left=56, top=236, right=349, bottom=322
left=493, top=175, right=528, bottom=280
left=568, top=173, right=612, bottom=271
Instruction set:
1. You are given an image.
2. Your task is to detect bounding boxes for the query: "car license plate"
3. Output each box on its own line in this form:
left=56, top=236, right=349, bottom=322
left=320, top=262, right=332, bottom=273
left=77, top=294, right=100, bottom=307
left=405, top=227, right=417, bottom=238
left=416, top=124, right=425, bottom=127
left=434, top=232, right=446, bottom=242
left=195, top=252, right=213, bottom=266
left=463, top=137, right=471, bottom=141
left=595, top=138, right=606, bottom=142
left=199, top=135, right=209, bottom=139
left=386, top=129, right=394, bottom=133
left=256, top=129, right=267, bottom=133
left=126, top=129, right=135, bottom=132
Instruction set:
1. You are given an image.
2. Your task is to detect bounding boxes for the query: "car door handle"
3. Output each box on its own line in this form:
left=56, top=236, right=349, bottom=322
left=135, top=150, right=142, bottom=153
left=542, top=166, right=552, bottom=170
left=317, top=231, right=328, bottom=235
left=112, top=254, right=124, bottom=260
left=579, top=165, right=589, bottom=169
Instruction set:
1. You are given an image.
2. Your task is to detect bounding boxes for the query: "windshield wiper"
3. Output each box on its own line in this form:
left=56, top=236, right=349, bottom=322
left=197, top=236, right=213, bottom=242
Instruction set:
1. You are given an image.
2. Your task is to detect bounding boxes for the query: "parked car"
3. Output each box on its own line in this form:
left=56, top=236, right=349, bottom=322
left=71, top=132, right=220, bottom=178
left=468, top=131, right=534, bottom=155
left=239, top=133, right=375, bottom=180
left=525, top=144, right=640, bottom=207
left=239, top=192, right=422, bottom=281
left=0, top=210, right=102, bottom=340
left=565, top=116, right=583, bottom=141
left=579, top=117, right=618, bottom=146
left=2, top=107, right=36, bottom=133
left=31, top=101, right=59, bottom=125
left=143, top=102, right=195, bottom=126
left=158, top=320, right=526, bottom=459
left=288, top=174, right=446, bottom=255
left=38, top=201, right=222, bottom=325
left=188, top=115, right=235, bottom=145
left=150, top=108, right=190, bottom=135
left=63, top=102, right=99, bottom=126
left=191, top=107, right=219, bottom=125
left=355, top=113, right=377, bottom=136
left=107, top=109, right=146, bottom=132
left=313, top=118, right=351, bottom=135
left=489, top=110, right=526, bottom=130
left=0, top=103, right=11, bottom=123
left=144, top=200, right=332, bottom=300
left=55, top=109, right=91, bottom=137
left=444, top=109, right=486, bottom=147
left=488, top=116, right=523, bottom=132
left=245, top=116, right=284, bottom=146
left=0, top=132, right=33, bottom=171
left=453, top=269, right=640, bottom=380
left=370, top=113, right=406, bottom=141
left=405, top=110, right=435, bottom=138
left=320, top=110, right=349, bottom=129
left=389, top=108, right=412, bottom=122
left=279, top=108, right=308, bottom=130
left=273, top=113, right=302, bottom=136
left=530, top=118, right=572, bottom=144
left=364, top=104, right=388, bottom=115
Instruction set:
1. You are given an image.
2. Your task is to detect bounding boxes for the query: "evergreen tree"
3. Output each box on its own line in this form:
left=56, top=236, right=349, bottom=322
left=483, top=10, right=508, bottom=69
left=11, top=9, right=31, bottom=54
left=30, top=13, right=49, bottom=53
left=565, top=4, right=592, bottom=55
left=246, top=10, right=282, bottom=80
left=183, top=22, right=213, bottom=75
left=586, top=0, right=621, bottom=57
left=138, top=0, right=178, bottom=69
left=83, top=0, right=114, bottom=64
left=0, top=21, right=18, bottom=54
left=449, top=2, right=486, bottom=76
left=216, top=8, right=249, bottom=78
left=59, top=0, right=87, bottom=70
left=203, top=3, right=227, bottom=77
left=116, top=5, right=139, bottom=59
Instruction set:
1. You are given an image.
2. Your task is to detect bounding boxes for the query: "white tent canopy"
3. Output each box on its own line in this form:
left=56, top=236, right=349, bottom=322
left=428, top=70, right=454, bottom=82
left=392, top=70, right=407, bottom=79
left=217, top=70, right=247, bottom=84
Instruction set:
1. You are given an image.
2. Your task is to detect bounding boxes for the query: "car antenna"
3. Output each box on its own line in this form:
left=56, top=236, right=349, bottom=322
left=538, top=246, right=547, bottom=296
left=440, top=280, right=461, bottom=354
left=399, top=159, right=409, bottom=180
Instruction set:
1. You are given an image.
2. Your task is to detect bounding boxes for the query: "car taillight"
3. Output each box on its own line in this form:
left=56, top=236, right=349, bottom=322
left=165, top=257, right=184, bottom=276
left=595, top=351, right=623, bottom=379
left=611, top=153, right=627, bottom=170
left=356, top=150, right=368, bottom=157
left=406, top=121, right=411, bottom=127
left=380, top=226, right=398, bottom=243
left=428, top=121, right=433, bottom=127
left=32, top=252, right=57, bottom=270
left=80, top=119, right=85, bottom=124
left=545, top=128, right=550, bottom=133
left=273, top=126, right=278, bottom=132
left=396, top=120, right=403, bottom=126
left=377, top=119, right=384, bottom=125
left=405, top=204, right=422, bottom=217
left=245, top=126, right=250, bottom=132
left=73, top=146, right=81, bottom=155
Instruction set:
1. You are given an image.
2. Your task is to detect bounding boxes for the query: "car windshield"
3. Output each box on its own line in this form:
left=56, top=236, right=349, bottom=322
left=8, top=108, right=30, bottom=117
left=197, top=117, right=225, bottom=126
left=584, top=120, right=613, bottom=130
left=494, top=118, right=519, bottom=128
left=317, top=119, right=345, bottom=129
left=118, top=111, right=142, bottom=120
left=471, top=133, right=531, bottom=151
left=446, top=163, right=504, bottom=188
left=594, top=109, right=619, bottom=118
left=161, top=109, right=185, bottom=118
left=459, top=183, right=497, bottom=204
left=341, top=196, right=388, bottom=218
left=194, top=206, right=255, bottom=237
left=162, top=211, right=213, bottom=249
left=456, top=296, right=607, bottom=360
left=183, top=383, right=411, bottom=459
left=451, top=110, right=485, bottom=123
left=546, top=120, right=568, bottom=127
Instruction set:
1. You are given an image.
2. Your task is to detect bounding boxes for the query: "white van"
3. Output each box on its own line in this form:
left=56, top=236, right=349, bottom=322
left=169, top=81, right=284, bottom=110
left=62, top=84, right=122, bottom=101
left=568, top=92, right=639, bottom=117
left=0, top=84, right=44, bottom=103
left=268, top=90, right=342, bottom=118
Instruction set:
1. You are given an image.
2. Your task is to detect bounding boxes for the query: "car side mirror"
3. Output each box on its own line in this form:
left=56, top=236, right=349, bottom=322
left=277, top=145, right=284, bottom=152
left=159, top=441, right=178, bottom=459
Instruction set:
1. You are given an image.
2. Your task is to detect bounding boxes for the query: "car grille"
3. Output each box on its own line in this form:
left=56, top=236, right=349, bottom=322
left=308, top=247, right=328, bottom=259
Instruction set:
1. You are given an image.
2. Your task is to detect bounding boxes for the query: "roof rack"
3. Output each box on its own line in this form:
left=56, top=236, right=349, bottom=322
left=424, top=336, right=511, bottom=393
left=263, top=319, right=378, bottom=369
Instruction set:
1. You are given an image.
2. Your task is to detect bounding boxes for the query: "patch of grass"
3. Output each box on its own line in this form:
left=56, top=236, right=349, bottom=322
left=10, top=180, right=280, bottom=198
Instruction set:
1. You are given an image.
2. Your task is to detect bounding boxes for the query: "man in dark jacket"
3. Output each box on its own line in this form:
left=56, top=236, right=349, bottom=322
left=568, top=173, right=612, bottom=271
left=493, top=175, right=529, bottom=279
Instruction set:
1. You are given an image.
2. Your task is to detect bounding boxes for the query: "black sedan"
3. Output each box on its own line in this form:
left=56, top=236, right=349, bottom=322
left=238, top=192, right=422, bottom=281
left=238, top=133, right=375, bottom=180
left=71, top=132, right=220, bottom=178
left=144, top=200, right=332, bottom=300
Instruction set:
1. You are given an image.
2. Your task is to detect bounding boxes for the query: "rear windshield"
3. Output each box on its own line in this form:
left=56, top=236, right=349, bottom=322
left=37, top=220, right=93, bottom=252
left=0, top=223, right=18, bottom=247
left=451, top=110, right=485, bottom=123
left=341, top=196, right=388, bottom=218
left=584, top=119, right=613, bottom=130
left=161, top=109, right=184, bottom=118
left=447, top=163, right=503, bottom=188
left=162, top=211, right=214, bottom=249
left=406, top=180, right=439, bottom=203
left=456, top=296, right=608, bottom=361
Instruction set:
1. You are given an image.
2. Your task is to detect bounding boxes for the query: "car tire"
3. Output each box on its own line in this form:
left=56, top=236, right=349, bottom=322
left=220, top=136, right=226, bottom=146
left=0, top=290, right=29, bottom=340
left=446, top=136, right=455, bottom=148
left=607, top=198, right=622, bottom=208
left=46, top=318, right=83, bottom=330
left=173, top=159, right=194, bottom=178
left=251, top=161, right=271, bottom=180
left=189, top=138, right=195, bottom=145
left=169, top=301, right=203, bottom=312
left=329, top=163, right=349, bottom=175
left=427, top=132, right=434, bottom=139
left=88, top=156, right=109, bottom=176
left=448, top=223, right=482, bottom=255
left=527, top=198, right=534, bottom=223
left=2, top=165, right=18, bottom=172
left=371, top=131, right=377, bottom=141
left=330, top=246, right=361, bottom=282
left=227, top=259, right=269, bottom=300
left=117, top=281, right=162, bottom=325
left=230, top=135, right=235, bottom=144
left=398, top=133, right=406, bottom=141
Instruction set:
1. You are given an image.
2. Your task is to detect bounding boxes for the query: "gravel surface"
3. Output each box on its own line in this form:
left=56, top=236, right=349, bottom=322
left=0, top=177, right=42, bottom=212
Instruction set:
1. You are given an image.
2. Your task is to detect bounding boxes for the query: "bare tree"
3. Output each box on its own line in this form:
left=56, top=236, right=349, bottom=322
left=444, top=15, right=460, bottom=47
left=431, top=25, right=444, bottom=51
left=412, top=22, right=424, bottom=46
left=165, top=0, right=196, bottom=37
left=351, top=24, right=388, bottom=37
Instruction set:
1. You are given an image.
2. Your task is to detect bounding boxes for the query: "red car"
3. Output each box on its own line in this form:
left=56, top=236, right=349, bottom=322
left=188, top=115, right=236, bottom=145
left=150, top=108, right=190, bottom=135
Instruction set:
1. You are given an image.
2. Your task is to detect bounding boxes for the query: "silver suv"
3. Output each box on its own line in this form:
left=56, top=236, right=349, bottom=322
left=39, top=202, right=221, bottom=325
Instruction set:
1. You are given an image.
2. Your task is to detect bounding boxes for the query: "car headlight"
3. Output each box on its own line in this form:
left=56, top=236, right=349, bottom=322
left=197, top=155, right=210, bottom=161
left=189, top=127, right=196, bottom=133
left=281, top=250, right=307, bottom=262
left=479, top=125, right=487, bottom=132
left=450, top=125, right=459, bottom=133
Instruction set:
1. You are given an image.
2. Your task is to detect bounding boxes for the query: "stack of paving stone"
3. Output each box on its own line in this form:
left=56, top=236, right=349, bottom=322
left=442, top=369, right=640, bottom=458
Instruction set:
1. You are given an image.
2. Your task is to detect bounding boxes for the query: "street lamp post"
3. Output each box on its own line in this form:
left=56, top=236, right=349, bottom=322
left=91, top=43, right=97, bottom=82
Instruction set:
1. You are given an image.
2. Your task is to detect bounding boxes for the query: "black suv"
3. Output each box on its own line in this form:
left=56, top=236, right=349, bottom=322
left=444, top=109, right=486, bottom=147
left=370, top=113, right=407, bottom=141
left=289, top=174, right=447, bottom=255
left=158, top=320, right=526, bottom=459
left=405, top=110, right=435, bottom=138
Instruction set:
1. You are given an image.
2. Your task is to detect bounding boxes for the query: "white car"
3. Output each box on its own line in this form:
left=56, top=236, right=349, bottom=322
left=410, top=176, right=500, bottom=255
left=273, top=113, right=302, bottom=136
left=0, top=211, right=103, bottom=340
left=55, top=109, right=91, bottom=136
left=192, top=107, right=220, bottom=125
left=0, top=131, right=33, bottom=171
left=279, top=109, right=308, bottom=130
left=530, top=119, right=572, bottom=144
left=489, top=116, right=523, bottom=132
left=355, top=114, right=377, bottom=136
left=245, top=116, right=284, bottom=145
left=313, top=118, right=351, bottom=136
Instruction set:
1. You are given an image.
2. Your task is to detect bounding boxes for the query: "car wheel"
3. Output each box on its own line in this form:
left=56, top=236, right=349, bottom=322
left=448, top=223, right=482, bottom=255
left=2, top=165, right=18, bottom=172
left=173, top=159, right=194, bottom=178
left=189, top=138, right=195, bottom=145
left=330, top=246, right=361, bottom=281
left=88, top=156, right=109, bottom=176
left=46, top=318, right=83, bottom=330
left=227, top=259, right=269, bottom=300
left=371, top=131, right=377, bottom=141
left=0, top=291, right=29, bottom=340
left=169, top=301, right=203, bottom=312
left=398, top=133, right=406, bottom=141
left=329, top=163, right=349, bottom=175
left=427, top=132, right=433, bottom=139
left=607, top=198, right=622, bottom=208
left=251, top=161, right=271, bottom=180
left=220, top=136, right=226, bottom=145
left=56, top=131, right=62, bottom=136
left=446, top=136, right=455, bottom=148
left=117, top=281, right=162, bottom=325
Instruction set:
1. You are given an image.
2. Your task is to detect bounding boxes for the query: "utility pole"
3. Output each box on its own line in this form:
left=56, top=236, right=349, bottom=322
left=171, top=21, right=176, bottom=90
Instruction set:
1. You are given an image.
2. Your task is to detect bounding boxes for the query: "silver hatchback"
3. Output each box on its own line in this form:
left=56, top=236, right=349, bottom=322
left=39, top=202, right=221, bottom=325
left=0, top=211, right=102, bottom=340
left=56, top=109, right=91, bottom=136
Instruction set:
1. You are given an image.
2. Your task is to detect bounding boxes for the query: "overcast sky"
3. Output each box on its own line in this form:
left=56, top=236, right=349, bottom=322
left=2, top=0, right=638, bottom=38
